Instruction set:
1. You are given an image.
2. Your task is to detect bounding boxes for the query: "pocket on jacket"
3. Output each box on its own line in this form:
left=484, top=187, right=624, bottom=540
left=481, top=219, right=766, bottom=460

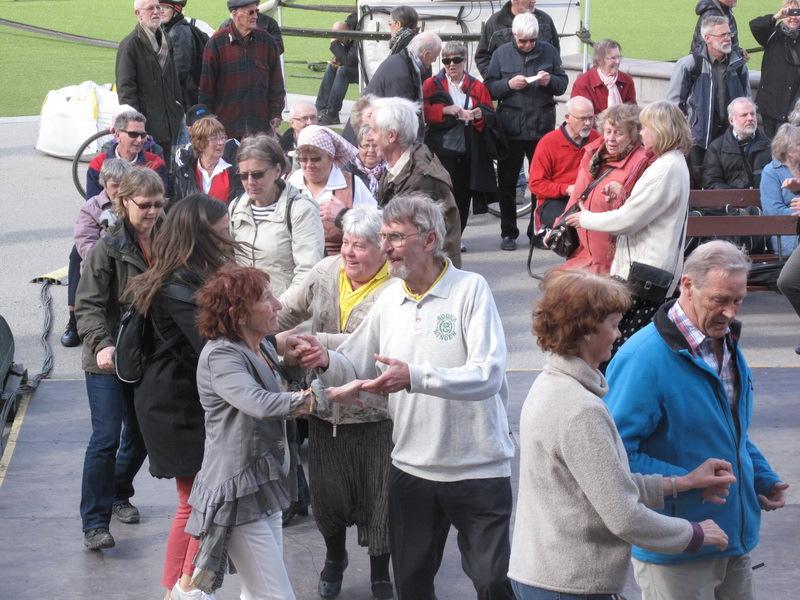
left=498, top=105, right=523, bottom=137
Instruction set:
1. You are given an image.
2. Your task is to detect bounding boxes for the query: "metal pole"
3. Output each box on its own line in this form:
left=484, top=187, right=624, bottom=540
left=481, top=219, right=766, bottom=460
left=582, top=0, right=590, bottom=73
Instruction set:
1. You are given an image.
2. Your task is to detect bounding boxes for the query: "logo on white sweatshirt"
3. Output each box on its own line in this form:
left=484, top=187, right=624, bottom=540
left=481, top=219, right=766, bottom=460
left=433, top=313, right=457, bottom=341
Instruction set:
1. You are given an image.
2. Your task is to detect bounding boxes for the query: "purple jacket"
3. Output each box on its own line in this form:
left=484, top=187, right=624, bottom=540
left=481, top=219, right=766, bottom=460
left=74, top=190, right=119, bottom=260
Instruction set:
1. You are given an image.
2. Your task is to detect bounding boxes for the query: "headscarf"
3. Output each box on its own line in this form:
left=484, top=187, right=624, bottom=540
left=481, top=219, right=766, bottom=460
left=354, top=156, right=386, bottom=196
left=597, top=67, right=623, bottom=107
left=296, top=125, right=358, bottom=167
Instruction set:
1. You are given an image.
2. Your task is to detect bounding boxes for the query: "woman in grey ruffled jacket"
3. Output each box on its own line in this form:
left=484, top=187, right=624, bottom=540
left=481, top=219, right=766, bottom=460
left=185, top=264, right=359, bottom=600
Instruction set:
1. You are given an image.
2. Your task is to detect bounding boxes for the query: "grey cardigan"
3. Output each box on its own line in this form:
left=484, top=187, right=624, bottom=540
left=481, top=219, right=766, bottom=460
left=508, top=353, right=694, bottom=595
left=186, top=337, right=302, bottom=537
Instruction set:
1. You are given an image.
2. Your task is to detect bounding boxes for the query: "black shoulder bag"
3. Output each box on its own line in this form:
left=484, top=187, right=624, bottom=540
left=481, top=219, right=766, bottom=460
left=624, top=212, right=688, bottom=304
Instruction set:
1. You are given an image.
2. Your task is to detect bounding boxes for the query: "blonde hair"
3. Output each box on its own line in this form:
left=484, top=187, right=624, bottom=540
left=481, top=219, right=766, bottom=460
left=114, top=166, right=165, bottom=219
left=770, top=123, right=800, bottom=163
left=640, top=101, right=693, bottom=156
left=597, top=103, right=641, bottom=145
left=189, top=116, right=226, bottom=156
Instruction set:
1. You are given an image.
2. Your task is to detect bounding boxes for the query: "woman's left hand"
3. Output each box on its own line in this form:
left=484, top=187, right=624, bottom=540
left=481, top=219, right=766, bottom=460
left=325, top=379, right=367, bottom=407
left=564, top=211, right=582, bottom=228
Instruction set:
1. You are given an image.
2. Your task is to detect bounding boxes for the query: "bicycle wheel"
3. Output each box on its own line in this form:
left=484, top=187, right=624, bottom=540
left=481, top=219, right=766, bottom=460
left=486, top=201, right=532, bottom=218
left=72, top=129, right=113, bottom=199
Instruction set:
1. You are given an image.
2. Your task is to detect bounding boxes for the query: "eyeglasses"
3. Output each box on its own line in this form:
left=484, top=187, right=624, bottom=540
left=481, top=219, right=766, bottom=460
left=359, top=142, right=378, bottom=150
left=128, top=197, right=165, bottom=210
left=297, top=155, right=323, bottom=164
left=239, top=8, right=259, bottom=16
left=238, top=170, right=267, bottom=181
left=208, top=133, right=227, bottom=142
left=515, top=37, right=537, bottom=44
left=378, top=231, right=420, bottom=247
left=709, top=31, right=732, bottom=38
left=568, top=114, right=595, bottom=122
left=119, top=129, right=148, bottom=140
left=139, top=5, right=161, bottom=13
left=442, top=56, right=465, bottom=65
left=292, top=115, right=318, bottom=123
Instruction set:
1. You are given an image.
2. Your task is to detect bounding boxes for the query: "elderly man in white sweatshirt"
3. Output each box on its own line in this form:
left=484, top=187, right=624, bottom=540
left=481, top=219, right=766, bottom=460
left=289, top=193, right=516, bottom=600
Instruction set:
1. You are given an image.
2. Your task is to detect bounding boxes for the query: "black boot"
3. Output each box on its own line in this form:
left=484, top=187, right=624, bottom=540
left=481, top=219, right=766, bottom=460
left=61, top=312, right=80, bottom=347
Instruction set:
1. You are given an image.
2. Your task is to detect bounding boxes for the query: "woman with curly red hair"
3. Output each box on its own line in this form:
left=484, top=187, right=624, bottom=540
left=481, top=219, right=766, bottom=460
left=508, top=269, right=734, bottom=600
left=184, top=264, right=361, bottom=600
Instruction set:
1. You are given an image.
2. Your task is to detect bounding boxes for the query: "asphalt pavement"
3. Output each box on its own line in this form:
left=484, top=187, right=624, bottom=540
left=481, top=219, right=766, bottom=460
left=0, top=116, right=798, bottom=599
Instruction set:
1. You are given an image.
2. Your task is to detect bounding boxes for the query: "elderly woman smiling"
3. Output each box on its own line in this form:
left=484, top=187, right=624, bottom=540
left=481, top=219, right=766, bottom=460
left=277, top=206, right=394, bottom=600
left=509, top=269, right=733, bottom=600
left=288, top=125, right=377, bottom=255
left=570, top=39, right=637, bottom=113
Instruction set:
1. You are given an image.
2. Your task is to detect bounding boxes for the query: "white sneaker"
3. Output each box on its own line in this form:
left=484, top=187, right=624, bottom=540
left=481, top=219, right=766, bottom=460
left=170, top=582, right=217, bottom=600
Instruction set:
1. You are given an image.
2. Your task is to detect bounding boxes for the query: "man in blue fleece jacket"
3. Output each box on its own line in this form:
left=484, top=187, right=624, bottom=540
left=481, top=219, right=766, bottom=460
left=605, top=240, right=787, bottom=600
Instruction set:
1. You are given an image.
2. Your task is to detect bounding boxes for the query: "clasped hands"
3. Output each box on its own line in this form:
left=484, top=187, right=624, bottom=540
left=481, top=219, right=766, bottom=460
left=442, top=105, right=481, bottom=122
left=284, top=333, right=411, bottom=405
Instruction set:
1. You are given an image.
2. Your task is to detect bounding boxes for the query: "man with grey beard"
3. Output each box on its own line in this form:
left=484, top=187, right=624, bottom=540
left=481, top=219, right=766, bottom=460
left=702, top=97, right=771, bottom=189
left=116, top=0, right=184, bottom=163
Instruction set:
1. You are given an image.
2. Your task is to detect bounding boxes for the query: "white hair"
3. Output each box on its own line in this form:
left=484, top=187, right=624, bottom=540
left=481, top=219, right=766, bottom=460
left=701, top=15, right=729, bottom=37
left=565, top=96, right=594, bottom=115
left=727, top=97, right=756, bottom=119
left=407, top=31, right=442, bottom=59
left=512, top=12, right=539, bottom=39
left=683, top=240, right=751, bottom=288
left=382, top=193, right=447, bottom=262
left=342, top=206, right=383, bottom=247
left=291, top=100, right=317, bottom=117
left=372, top=97, right=420, bottom=149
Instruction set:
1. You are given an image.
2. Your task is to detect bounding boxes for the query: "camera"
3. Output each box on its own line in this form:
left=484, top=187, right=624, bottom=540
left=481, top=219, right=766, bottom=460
left=787, top=8, right=800, bottom=16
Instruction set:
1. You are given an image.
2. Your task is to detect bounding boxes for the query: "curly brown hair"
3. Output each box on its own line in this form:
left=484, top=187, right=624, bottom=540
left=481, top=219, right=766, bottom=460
left=196, top=264, right=271, bottom=341
left=533, top=269, right=631, bottom=356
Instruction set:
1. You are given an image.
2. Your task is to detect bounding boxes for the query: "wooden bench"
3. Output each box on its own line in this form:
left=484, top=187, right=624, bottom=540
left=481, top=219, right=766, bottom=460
left=687, top=189, right=798, bottom=262
left=687, top=189, right=798, bottom=290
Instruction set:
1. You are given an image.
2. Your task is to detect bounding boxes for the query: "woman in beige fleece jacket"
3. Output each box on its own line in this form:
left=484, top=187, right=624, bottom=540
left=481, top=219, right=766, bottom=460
left=508, top=270, right=733, bottom=600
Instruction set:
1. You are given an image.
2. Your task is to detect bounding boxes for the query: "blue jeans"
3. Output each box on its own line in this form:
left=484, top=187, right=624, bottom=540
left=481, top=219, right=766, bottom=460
left=80, top=372, right=147, bottom=531
left=511, top=580, right=615, bottom=600
left=315, top=64, right=357, bottom=116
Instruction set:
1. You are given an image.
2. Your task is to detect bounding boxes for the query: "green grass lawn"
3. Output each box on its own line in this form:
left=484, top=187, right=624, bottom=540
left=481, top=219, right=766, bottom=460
left=0, top=0, right=776, bottom=117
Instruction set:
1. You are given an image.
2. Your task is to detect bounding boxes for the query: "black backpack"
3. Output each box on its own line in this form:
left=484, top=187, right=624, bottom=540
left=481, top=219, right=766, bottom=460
left=187, top=18, right=210, bottom=93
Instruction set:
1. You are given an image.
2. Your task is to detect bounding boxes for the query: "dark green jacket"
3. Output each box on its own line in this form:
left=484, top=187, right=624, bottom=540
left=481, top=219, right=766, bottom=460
left=75, top=221, right=148, bottom=374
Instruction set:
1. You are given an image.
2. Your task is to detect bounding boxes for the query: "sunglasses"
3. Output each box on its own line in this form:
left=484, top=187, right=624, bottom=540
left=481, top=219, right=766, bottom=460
left=120, top=130, right=148, bottom=140
left=442, top=56, right=465, bottom=65
left=128, top=197, right=165, bottom=210
left=238, top=170, right=267, bottom=181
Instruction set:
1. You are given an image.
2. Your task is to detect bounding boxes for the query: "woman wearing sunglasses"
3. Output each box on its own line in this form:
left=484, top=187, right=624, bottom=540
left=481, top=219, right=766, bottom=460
left=422, top=41, right=498, bottom=235
left=75, top=166, right=166, bottom=551
left=229, top=133, right=324, bottom=302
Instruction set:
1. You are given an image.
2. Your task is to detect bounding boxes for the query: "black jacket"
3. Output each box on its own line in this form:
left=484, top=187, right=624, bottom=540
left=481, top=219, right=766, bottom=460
left=116, top=25, right=184, bottom=145
left=164, top=14, right=204, bottom=108
left=172, top=139, right=243, bottom=202
left=475, top=3, right=560, bottom=77
left=750, top=14, right=800, bottom=122
left=134, top=270, right=206, bottom=479
left=702, top=127, right=771, bottom=189
left=690, top=0, right=741, bottom=55
left=484, top=40, right=569, bottom=142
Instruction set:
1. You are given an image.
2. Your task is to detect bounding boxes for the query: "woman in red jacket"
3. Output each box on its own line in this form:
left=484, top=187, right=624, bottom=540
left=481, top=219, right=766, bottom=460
left=423, top=41, right=498, bottom=234
left=570, top=39, right=637, bottom=114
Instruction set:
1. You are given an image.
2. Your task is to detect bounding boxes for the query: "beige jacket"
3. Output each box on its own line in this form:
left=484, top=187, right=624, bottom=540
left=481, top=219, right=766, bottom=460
left=278, top=254, right=393, bottom=425
left=229, top=180, right=324, bottom=302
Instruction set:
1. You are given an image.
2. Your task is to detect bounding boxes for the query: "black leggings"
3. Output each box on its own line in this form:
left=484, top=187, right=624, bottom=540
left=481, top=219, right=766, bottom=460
left=68, top=245, right=82, bottom=307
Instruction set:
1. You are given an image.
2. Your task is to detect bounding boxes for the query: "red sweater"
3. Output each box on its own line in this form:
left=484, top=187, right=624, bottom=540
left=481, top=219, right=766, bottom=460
left=570, top=68, right=637, bottom=114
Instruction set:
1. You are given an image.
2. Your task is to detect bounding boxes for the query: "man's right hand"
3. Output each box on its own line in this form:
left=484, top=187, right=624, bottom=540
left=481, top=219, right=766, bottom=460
left=508, top=75, right=528, bottom=90
left=699, top=519, right=729, bottom=551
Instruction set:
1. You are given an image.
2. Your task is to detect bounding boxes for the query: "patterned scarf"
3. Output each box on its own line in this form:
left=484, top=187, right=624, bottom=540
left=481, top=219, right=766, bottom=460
left=354, top=156, right=386, bottom=196
left=140, top=24, right=169, bottom=70
left=296, top=125, right=358, bottom=167
left=597, top=68, right=623, bottom=107
left=389, top=28, right=415, bottom=54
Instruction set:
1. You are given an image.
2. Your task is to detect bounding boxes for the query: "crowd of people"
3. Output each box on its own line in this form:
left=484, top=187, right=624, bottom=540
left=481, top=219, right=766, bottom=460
left=63, top=1, right=798, bottom=599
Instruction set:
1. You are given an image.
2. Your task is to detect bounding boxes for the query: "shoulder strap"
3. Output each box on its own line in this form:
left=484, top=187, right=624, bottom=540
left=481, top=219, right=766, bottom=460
left=332, top=171, right=355, bottom=208
left=579, top=167, right=615, bottom=201
left=285, top=191, right=295, bottom=235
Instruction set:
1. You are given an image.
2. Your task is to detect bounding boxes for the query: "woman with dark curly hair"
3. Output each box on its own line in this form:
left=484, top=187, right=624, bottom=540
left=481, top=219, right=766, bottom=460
left=125, top=194, right=238, bottom=600
left=185, top=264, right=361, bottom=600
left=508, top=269, right=734, bottom=600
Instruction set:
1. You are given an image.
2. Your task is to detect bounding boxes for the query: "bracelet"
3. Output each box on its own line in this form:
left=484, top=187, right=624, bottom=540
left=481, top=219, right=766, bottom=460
left=333, top=207, right=349, bottom=230
left=670, top=476, right=678, bottom=499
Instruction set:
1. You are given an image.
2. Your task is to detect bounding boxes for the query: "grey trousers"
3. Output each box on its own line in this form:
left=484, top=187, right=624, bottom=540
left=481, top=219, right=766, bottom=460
left=777, top=244, right=800, bottom=318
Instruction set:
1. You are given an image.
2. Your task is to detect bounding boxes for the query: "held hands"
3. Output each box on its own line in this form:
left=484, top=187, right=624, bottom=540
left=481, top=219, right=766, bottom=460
left=759, top=482, right=789, bottom=511
left=699, top=519, right=729, bottom=551
left=508, top=75, right=528, bottom=90
left=324, top=379, right=367, bottom=407
left=360, top=354, right=411, bottom=394
left=285, top=334, right=329, bottom=369
left=679, top=458, right=736, bottom=505
left=95, top=346, right=116, bottom=371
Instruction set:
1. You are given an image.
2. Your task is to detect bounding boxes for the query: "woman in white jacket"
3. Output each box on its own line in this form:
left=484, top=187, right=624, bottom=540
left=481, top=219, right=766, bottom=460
left=229, top=134, right=324, bottom=303
left=566, top=101, right=693, bottom=353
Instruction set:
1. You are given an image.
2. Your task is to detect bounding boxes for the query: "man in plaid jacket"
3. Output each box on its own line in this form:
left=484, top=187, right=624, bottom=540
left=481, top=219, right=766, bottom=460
left=199, top=0, right=286, bottom=140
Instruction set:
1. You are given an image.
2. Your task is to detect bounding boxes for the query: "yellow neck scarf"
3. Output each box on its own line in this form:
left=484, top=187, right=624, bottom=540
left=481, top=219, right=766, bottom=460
left=338, top=261, right=391, bottom=330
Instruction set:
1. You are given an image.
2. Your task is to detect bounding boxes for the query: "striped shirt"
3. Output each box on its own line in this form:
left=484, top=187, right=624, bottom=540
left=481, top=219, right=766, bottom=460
left=668, top=301, right=738, bottom=410
left=250, top=203, right=276, bottom=224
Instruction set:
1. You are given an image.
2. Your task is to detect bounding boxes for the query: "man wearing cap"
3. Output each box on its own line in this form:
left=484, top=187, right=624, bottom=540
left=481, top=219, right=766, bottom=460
left=199, top=0, right=286, bottom=140
left=160, top=0, right=208, bottom=109
left=116, top=0, right=185, bottom=163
